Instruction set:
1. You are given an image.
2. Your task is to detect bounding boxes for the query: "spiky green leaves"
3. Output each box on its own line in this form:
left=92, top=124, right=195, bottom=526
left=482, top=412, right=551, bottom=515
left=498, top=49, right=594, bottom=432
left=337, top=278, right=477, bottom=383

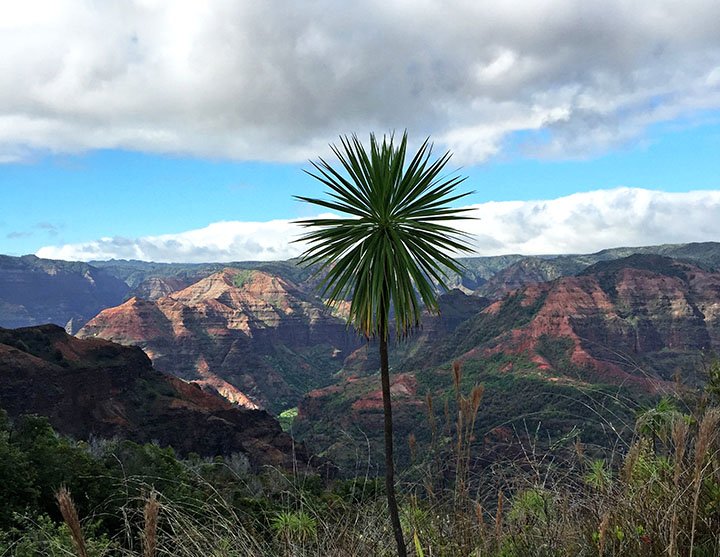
left=295, top=132, right=474, bottom=339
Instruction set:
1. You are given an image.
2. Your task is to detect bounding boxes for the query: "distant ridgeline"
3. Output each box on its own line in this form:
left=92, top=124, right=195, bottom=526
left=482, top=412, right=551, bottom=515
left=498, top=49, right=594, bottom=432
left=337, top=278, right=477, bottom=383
left=3, top=242, right=720, bottom=332
left=0, top=255, right=129, bottom=332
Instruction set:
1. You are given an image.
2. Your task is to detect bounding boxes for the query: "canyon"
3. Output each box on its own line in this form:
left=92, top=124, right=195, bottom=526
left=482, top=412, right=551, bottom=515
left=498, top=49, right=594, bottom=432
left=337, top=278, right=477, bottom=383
left=77, top=267, right=361, bottom=412
left=2, top=244, right=720, bottom=473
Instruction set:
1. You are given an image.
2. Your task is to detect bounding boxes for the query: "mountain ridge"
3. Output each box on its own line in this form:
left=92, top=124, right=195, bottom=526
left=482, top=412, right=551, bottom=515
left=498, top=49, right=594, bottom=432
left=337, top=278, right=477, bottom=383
left=0, top=254, right=129, bottom=332
left=4, top=242, right=720, bottom=331
left=0, top=324, right=313, bottom=470
left=78, top=268, right=362, bottom=412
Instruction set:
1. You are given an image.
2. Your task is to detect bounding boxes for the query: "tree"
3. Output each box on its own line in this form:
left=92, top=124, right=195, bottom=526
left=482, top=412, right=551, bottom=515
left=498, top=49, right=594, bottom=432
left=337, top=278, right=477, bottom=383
left=295, top=132, right=473, bottom=556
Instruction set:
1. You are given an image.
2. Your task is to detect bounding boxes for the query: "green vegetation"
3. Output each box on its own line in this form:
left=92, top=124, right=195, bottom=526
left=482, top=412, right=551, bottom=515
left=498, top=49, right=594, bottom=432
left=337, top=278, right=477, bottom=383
left=7, top=243, right=720, bottom=554
left=406, top=288, right=548, bottom=370
left=231, top=269, right=255, bottom=289
left=265, top=344, right=341, bottom=391
left=536, top=334, right=575, bottom=371
left=2, top=368, right=718, bottom=557
left=278, top=407, right=298, bottom=432
left=296, top=351, right=643, bottom=475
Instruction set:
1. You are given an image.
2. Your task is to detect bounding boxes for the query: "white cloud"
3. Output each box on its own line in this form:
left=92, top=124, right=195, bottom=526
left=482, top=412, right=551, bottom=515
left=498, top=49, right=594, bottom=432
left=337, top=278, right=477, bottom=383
left=1, top=1, right=720, bottom=163
left=35, top=188, right=720, bottom=262
left=464, top=188, right=720, bottom=255
left=36, top=219, right=306, bottom=263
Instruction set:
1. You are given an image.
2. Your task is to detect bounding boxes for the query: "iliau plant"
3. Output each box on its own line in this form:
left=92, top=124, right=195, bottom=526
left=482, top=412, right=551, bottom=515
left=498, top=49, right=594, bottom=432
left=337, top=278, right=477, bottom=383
left=295, top=131, right=474, bottom=556
left=271, top=510, right=317, bottom=550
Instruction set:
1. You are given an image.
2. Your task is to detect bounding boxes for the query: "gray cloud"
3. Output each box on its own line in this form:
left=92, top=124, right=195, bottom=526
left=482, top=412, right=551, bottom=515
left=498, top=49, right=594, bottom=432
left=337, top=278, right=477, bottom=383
left=5, top=221, right=62, bottom=240
left=35, top=222, right=62, bottom=236
left=35, top=188, right=720, bottom=262
left=6, top=231, right=33, bottom=240
left=2, top=1, right=720, bottom=163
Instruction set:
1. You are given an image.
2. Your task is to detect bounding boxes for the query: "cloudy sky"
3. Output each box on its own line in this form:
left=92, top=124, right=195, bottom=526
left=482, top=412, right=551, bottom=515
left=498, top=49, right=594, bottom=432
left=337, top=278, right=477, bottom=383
left=2, top=0, right=720, bottom=261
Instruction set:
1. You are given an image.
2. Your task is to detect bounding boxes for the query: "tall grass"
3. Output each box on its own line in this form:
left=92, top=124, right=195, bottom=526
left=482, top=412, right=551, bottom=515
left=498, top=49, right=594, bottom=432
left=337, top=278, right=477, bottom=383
left=13, top=364, right=719, bottom=556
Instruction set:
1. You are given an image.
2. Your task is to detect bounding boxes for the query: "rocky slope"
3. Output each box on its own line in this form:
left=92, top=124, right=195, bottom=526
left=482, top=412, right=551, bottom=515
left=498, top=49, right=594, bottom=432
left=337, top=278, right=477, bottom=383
left=474, top=257, right=572, bottom=300
left=78, top=268, right=361, bottom=412
left=0, top=324, right=312, bottom=469
left=0, top=255, right=129, bottom=332
left=473, top=242, right=720, bottom=301
left=473, top=254, right=720, bottom=386
left=340, top=289, right=491, bottom=377
left=131, top=276, right=190, bottom=301
left=409, top=255, right=720, bottom=387
left=3, top=242, right=715, bottom=328
left=0, top=241, right=703, bottom=328
left=293, top=255, right=720, bottom=471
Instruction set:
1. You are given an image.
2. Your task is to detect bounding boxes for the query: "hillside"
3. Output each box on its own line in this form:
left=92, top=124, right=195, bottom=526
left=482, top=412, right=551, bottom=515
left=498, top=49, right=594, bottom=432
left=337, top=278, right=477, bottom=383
left=474, top=242, right=720, bottom=300
left=0, top=324, right=310, bottom=469
left=293, top=254, right=720, bottom=470
left=0, top=255, right=129, bottom=331
left=474, top=256, right=574, bottom=299
left=78, top=268, right=361, bottom=412
left=91, top=257, right=317, bottom=299
left=429, top=254, right=720, bottom=384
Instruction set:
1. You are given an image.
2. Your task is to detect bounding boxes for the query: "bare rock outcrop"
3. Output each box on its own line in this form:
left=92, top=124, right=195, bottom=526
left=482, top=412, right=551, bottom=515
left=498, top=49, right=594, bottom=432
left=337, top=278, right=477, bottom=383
left=79, top=269, right=360, bottom=412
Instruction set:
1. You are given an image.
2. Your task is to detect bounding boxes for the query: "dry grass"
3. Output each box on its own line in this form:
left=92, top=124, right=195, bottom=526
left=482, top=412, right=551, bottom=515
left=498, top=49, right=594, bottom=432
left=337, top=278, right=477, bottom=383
left=56, top=487, right=88, bottom=557
left=36, top=363, right=720, bottom=557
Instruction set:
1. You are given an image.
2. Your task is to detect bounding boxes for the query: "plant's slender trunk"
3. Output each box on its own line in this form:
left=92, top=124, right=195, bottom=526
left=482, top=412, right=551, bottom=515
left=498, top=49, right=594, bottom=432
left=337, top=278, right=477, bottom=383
left=380, top=333, right=407, bottom=557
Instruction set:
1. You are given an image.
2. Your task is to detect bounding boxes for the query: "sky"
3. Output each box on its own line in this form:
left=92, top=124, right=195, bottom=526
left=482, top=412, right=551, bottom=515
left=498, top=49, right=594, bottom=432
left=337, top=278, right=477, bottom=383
left=1, top=0, right=720, bottom=262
